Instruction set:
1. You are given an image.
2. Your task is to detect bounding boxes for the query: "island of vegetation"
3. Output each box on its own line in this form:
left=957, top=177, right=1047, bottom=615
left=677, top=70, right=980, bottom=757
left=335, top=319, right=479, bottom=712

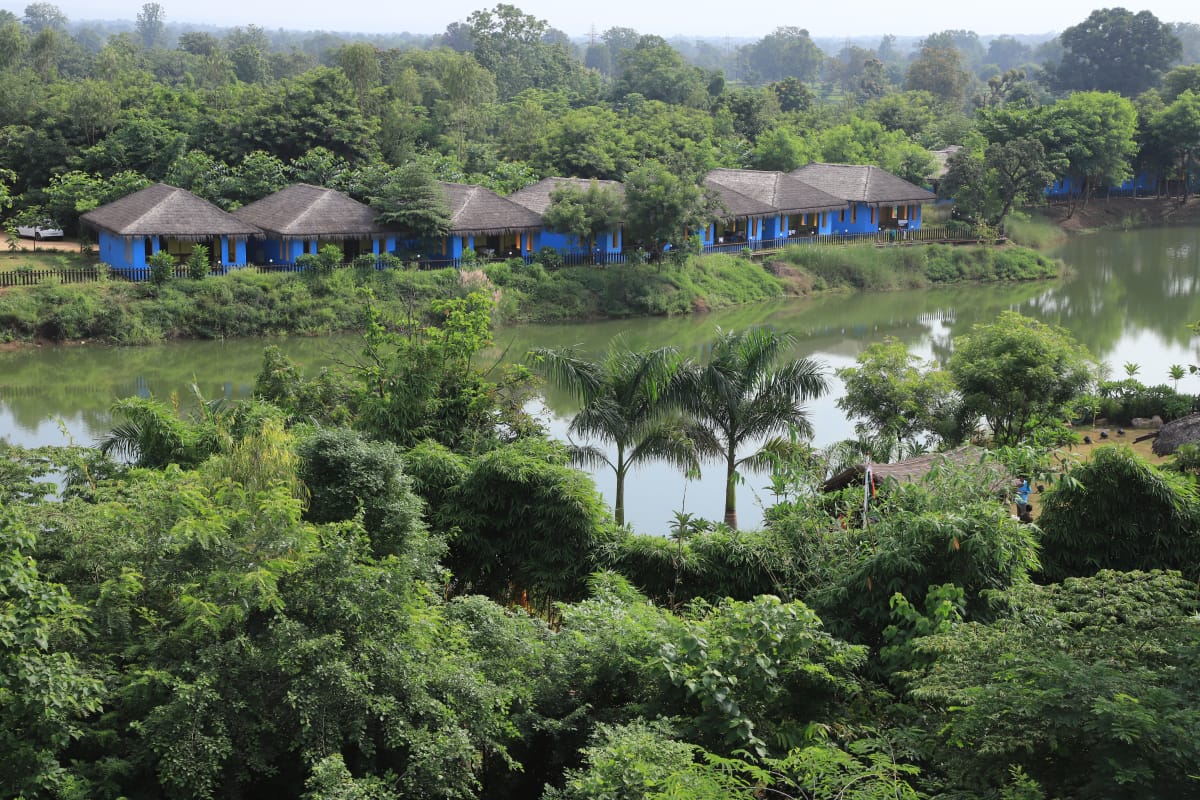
left=4, top=3, right=1200, bottom=799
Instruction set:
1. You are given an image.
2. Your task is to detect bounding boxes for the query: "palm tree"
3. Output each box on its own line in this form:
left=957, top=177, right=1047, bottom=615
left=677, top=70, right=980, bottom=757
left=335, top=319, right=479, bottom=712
left=682, top=327, right=829, bottom=529
left=1170, top=364, right=1185, bottom=391
left=528, top=344, right=701, bottom=527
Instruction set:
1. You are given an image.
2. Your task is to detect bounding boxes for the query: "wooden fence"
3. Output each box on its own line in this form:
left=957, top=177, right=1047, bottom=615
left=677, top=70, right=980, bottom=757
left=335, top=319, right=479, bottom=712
left=0, top=268, right=105, bottom=287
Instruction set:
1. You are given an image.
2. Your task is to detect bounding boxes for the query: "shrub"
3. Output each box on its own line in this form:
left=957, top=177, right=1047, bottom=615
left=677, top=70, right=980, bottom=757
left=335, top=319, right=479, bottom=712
left=147, top=250, right=174, bottom=286
left=186, top=245, right=209, bottom=280
left=536, top=246, right=562, bottom=270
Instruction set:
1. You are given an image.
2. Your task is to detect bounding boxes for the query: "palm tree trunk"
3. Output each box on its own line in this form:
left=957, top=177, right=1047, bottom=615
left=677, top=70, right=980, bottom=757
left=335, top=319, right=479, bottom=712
left=724, top=449, right=738, bottom=529
left=615, top=444, right=626, bottom=527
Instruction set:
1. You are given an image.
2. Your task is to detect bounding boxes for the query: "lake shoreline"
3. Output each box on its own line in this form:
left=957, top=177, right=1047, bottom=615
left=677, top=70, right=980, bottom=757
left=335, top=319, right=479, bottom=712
left=0, top=242, right=1061, bottom=347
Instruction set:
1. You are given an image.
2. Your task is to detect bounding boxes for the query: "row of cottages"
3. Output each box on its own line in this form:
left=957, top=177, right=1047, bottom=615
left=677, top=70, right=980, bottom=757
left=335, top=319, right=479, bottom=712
left=700, top=164, right=934, bottom=249
left=79, top=164, right=935, bottom=272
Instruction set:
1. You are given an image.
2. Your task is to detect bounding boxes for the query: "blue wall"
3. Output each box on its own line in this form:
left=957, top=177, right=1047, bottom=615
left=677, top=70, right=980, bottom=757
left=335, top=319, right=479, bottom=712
left=538, top=228, right=621, bottom=255
left=97, top=232, right=249, bottom=272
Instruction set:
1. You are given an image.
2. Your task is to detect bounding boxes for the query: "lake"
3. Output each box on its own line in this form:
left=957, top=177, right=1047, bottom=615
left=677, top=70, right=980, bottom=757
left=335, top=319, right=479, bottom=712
left=4, top=227, right=1200, bottom=532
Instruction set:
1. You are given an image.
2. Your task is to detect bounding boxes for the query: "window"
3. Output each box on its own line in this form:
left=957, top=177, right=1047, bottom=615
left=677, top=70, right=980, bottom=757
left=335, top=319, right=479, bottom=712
left=851, top=205, right=857, bottom=224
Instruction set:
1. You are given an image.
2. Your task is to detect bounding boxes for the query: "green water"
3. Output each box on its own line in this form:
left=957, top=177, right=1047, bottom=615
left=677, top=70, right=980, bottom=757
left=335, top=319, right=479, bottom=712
left=4, top=228, right=1200, bottom=532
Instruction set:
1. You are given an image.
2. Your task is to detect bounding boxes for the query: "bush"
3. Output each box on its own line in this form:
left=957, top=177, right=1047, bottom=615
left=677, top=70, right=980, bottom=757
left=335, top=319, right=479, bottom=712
left=1096, top=379, right=1194, bottom=423
left=186, top=245, right=209, bottom=280
left=147, top=250, right=174, bottom=286
left=535, top=246, right=562, bottom=270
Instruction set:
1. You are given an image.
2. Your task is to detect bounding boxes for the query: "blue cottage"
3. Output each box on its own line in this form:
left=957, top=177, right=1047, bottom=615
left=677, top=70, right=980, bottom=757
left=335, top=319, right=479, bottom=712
left=508, top=177, right=626, bottom=259
left=705, top=168, right=845, bottom=247
left=790, top=163, right=935, bottom=235
left=424, top=183, right=544, bottom=265
left=233, top=183, right=397, bottom=265
left=81, top=183, right=259, bottom=275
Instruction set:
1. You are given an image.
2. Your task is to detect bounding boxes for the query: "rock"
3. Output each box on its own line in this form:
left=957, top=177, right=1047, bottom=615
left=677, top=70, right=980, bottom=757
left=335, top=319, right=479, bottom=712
left=1132, top=417, right=1164, bottom=430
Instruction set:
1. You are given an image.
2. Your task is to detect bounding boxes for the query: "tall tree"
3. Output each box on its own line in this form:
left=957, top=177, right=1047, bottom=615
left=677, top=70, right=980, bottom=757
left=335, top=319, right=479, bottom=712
left=948, top=311, right=1094, bottom=446
left=622, top=161, right=718, bottom=256
left=682, top=327, right=828, bottom=529
left=541, top=180, right=624, bottom=252
left=135, top=2, right=166, bottom=49
left=1054, top=7, right=1181, bottom=96
left=21, top=2, right=66, bottom=33
left=742, top=27, right=824, bottom=84
left=368, top=161, right=451, bottom=240
left=1147, top=90, right=1200, bottom=201
left=528, top=344, right=699, bottom=527
left=905, top=45, right=971, bottom=107
left=612, top=35, right=708, bottom=107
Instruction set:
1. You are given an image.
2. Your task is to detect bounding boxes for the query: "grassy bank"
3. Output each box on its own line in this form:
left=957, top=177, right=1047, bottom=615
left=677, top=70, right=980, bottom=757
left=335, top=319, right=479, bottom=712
left=0, top=246, right=1059, bottom=344
left=772, top=242, right=1060, bottom=291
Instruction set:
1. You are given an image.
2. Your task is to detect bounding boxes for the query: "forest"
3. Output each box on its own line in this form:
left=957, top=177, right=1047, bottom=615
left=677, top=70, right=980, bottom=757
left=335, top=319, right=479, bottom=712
left=1, top=2, right=1200, bottom=241
left=4, top=290, right=1200, bottom=798
left=3, top=3, right=1200, bottom=799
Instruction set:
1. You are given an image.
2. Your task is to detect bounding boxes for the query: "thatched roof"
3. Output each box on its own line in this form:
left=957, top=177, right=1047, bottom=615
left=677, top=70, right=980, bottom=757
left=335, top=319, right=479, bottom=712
left=508, top=177, right=625, bottom=216
left=822, top=445, right=1005, bottom=493
left=80, top=183, right=261, bottom=241
left=232, top=183, right=386, bottom=240
left=703, top=177, right=775, bottom=219
left=706, top=168, right=845, bottom=214
left=791, top=163, right=936, bottom=206
left=441, top=182, right=543, bottom=235
left=929, top=146, right=963, bottom=179
left=1151, top=413, right=1200, bottom=456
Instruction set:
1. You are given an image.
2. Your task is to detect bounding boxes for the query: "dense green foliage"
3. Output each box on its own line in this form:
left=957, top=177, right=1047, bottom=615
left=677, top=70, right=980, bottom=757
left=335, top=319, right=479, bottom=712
left=1038, top=445, right=1200, bottom=581
left=949, top=311, right=1095, bottom=446
left=6, top=5, right=1200, bottom=798
left=6, top=297, right=1200, bottom=798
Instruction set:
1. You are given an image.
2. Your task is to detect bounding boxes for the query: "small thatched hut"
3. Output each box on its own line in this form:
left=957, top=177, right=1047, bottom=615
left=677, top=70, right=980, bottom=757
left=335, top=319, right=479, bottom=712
left=508, top=177, right=626, bottom=256
left=81, top=183, right=260, bottom=271
left=433, top=182, right=544, bottom=263
left=233, top=183, right=396, bottom=265
left=1151, top=412, right=1200, bottom=456
left=705, top=168, right=844, bottom=241
left=821, top=445, right=1006, bottom=493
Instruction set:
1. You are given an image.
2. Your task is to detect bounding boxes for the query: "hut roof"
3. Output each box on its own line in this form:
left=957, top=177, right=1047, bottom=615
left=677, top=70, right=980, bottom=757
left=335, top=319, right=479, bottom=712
left=507, top=177, right=625, bottom=216
left=821, top=445, right=1004, bottom=493
left=706, top=168, right=845, bottom=214
left=790, top=163, right=936, bottom=206
left=1151, top=412, right=1200, bottom=456
left=232, top=183, right=386, bottom=239
left=703, top=177, right=775, bottom=218
left=928, top=146, right=963, bottom=180
left=441, top=182, right=543, bottom=235
left=80, top=183, right=261, bottom=241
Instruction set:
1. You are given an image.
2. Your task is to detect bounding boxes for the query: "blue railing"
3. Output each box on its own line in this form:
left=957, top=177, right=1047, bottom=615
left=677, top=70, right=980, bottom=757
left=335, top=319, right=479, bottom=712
left=94, top=225, right=978, bottom=281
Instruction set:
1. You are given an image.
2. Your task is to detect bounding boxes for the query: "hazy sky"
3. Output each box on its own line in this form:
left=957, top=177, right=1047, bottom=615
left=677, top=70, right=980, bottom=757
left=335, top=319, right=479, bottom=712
left=4, top=0, right=1198, bottom=39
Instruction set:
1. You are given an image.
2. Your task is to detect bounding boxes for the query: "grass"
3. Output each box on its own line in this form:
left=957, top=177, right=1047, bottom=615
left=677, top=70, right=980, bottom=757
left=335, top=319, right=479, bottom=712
left=0, top=250, right=96, bottom=272
left=1004, top=212, right=1069, bottom=250
left=774, top=243, right=1060, bottom=291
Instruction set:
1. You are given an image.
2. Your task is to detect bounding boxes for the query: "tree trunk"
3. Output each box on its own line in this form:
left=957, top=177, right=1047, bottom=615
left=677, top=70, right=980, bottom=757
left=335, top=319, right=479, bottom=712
left=723, top=450, right=738, bottom=530
left=615, top=446, right=626, bottom=527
